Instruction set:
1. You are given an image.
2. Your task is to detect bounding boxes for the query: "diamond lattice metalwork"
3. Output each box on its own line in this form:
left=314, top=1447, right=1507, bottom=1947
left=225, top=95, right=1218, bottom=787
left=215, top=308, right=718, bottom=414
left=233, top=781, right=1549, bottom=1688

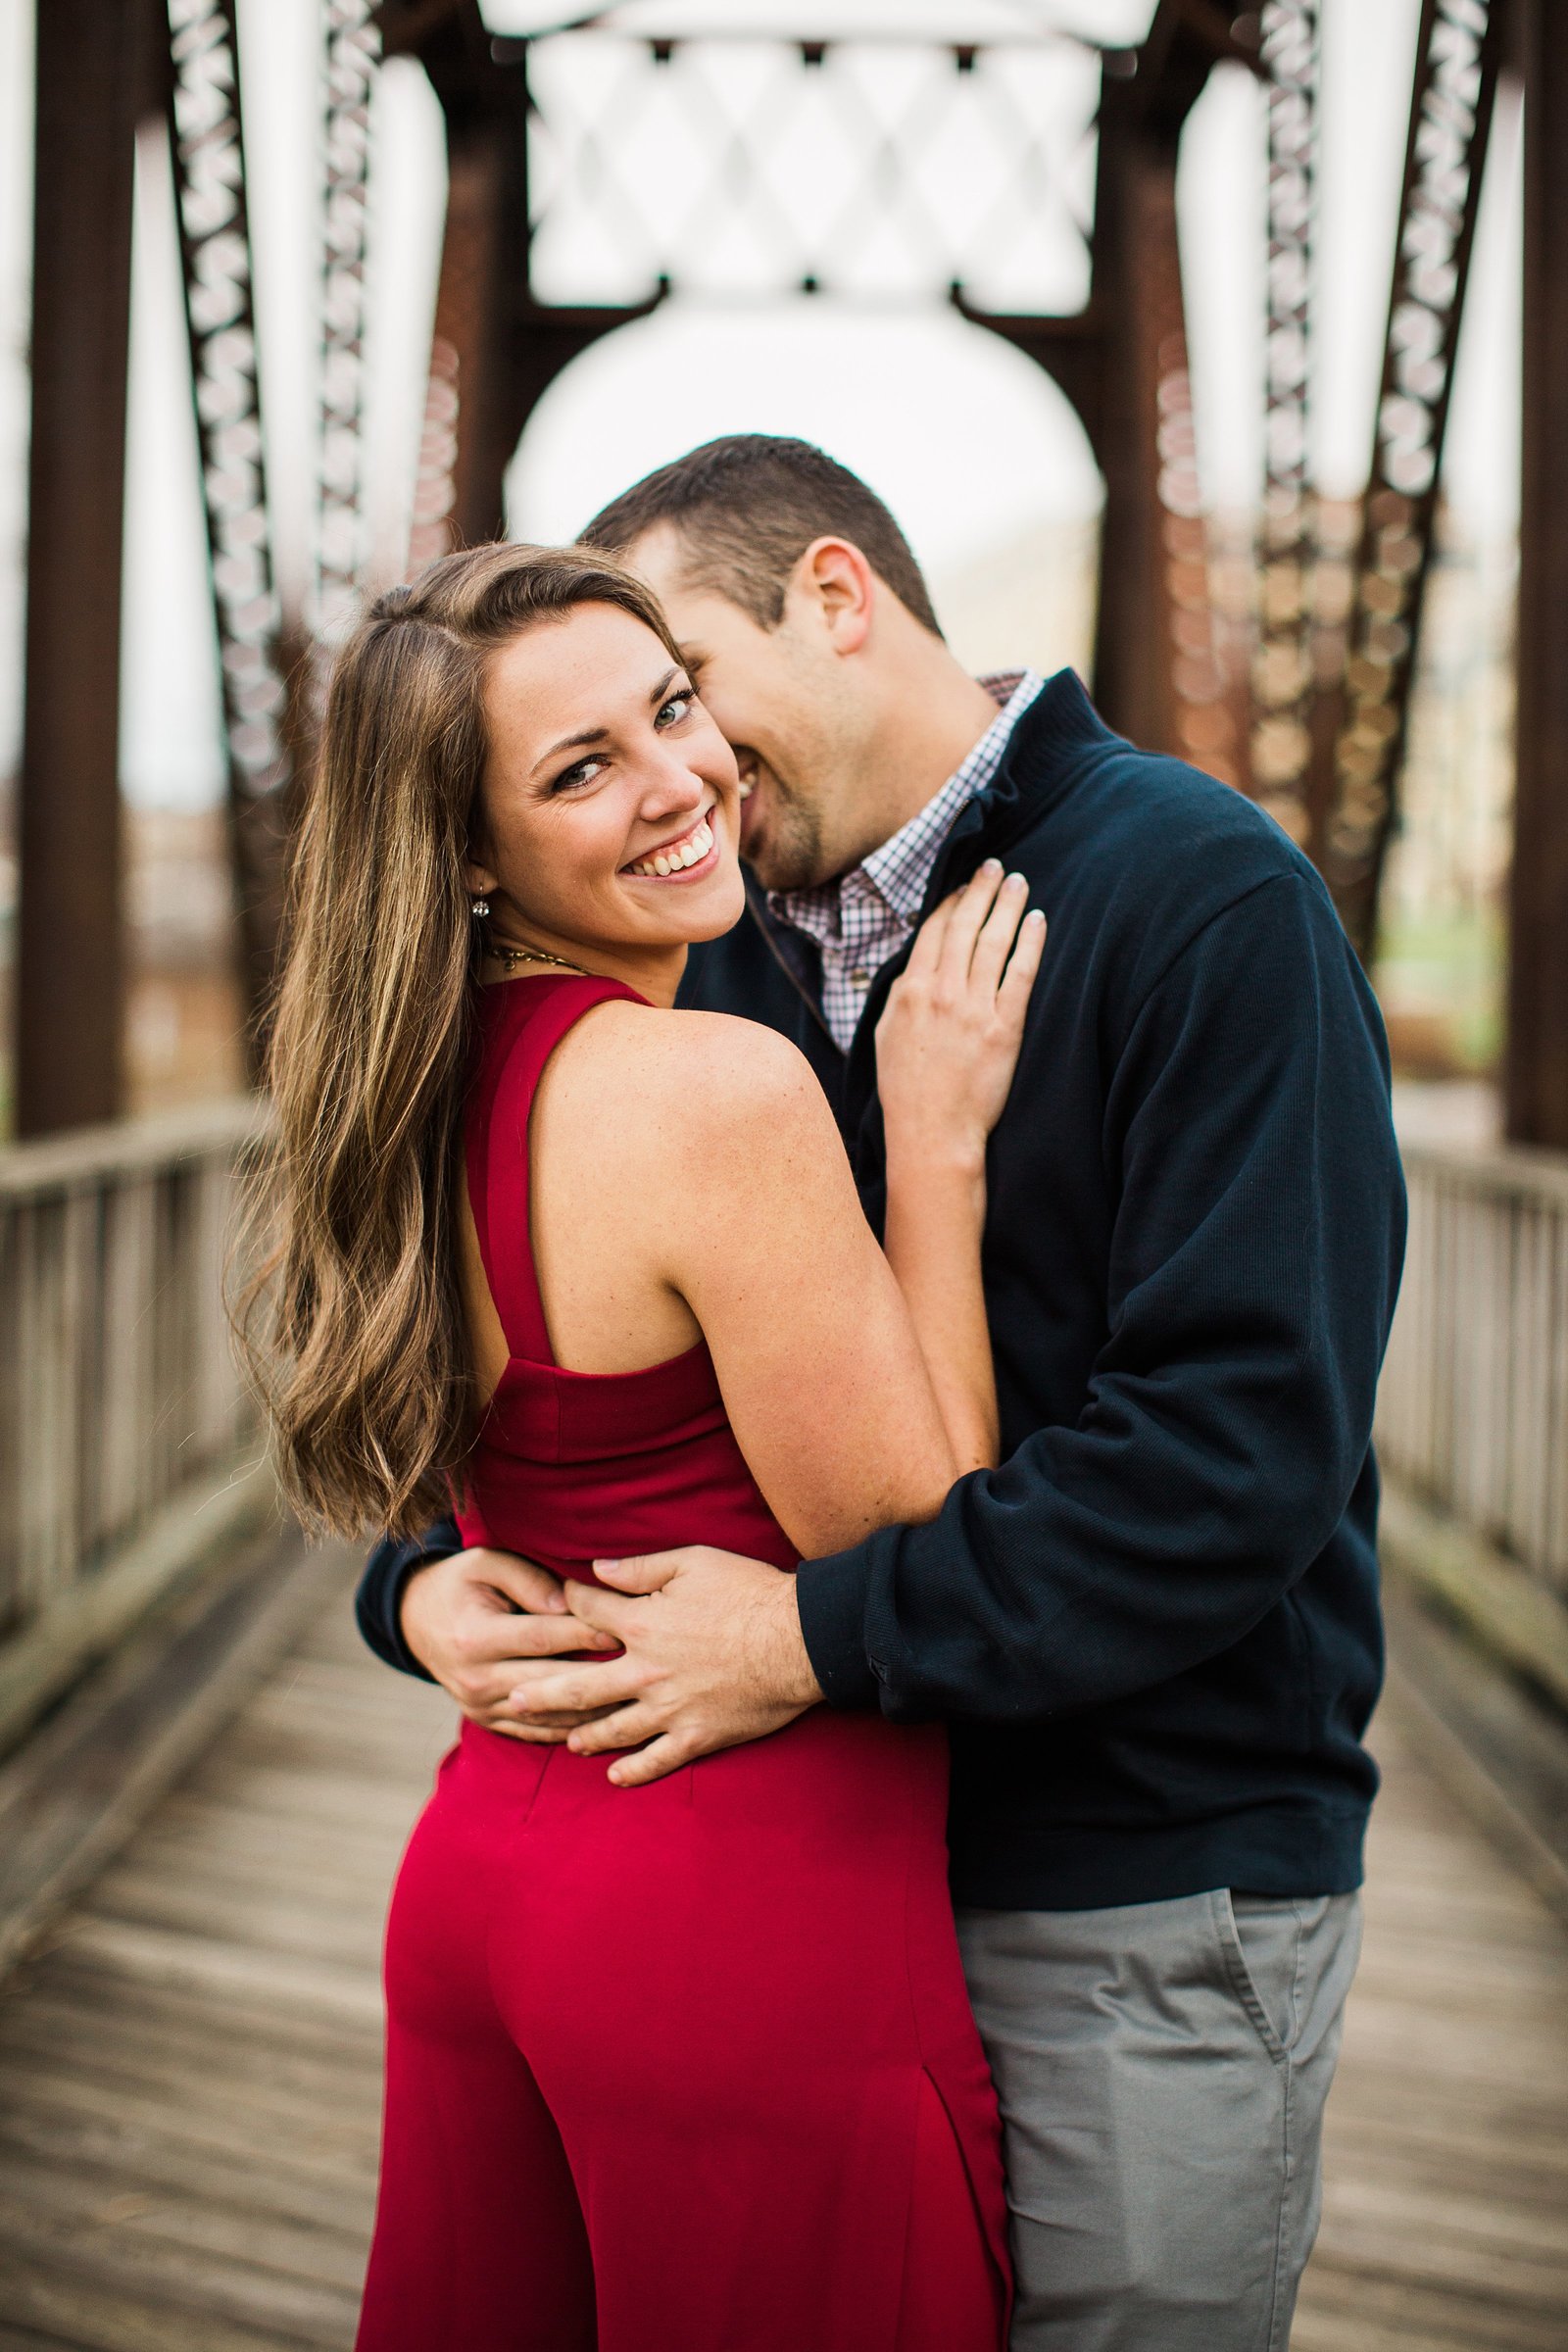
left=523, top=31, right=1100, bottom=313
left=318, top=0, right=380, bottom=639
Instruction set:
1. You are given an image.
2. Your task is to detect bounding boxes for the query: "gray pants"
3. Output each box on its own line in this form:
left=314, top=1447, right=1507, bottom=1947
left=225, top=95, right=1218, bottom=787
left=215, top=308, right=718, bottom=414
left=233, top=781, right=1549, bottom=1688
left=956, top=1888, right=1362, bottom=2352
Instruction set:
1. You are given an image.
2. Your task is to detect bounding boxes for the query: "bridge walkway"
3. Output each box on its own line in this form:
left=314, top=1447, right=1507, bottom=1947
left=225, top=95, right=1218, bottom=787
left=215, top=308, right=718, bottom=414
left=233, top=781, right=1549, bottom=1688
left=0, top=1556, right=1563, bottom=2351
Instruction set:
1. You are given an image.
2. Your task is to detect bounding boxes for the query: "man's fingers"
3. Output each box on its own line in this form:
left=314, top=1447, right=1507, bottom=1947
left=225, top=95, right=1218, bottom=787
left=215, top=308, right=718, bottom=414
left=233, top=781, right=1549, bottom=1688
left=510, top=1658, right=647, bottom=1717
left=566, top=1703, right=665, bottom=1756
left=453, top=1612, right=616, bottom=1667
left=474, top=1715, right=573, bottom=1744
left=562, top=1580, right=655, bottom=1639
left=587, top=1552, right=681, bottom=1596
left=608, top=1732, right=699, bottom=1788
left=501, top=1612, right=621, bottom=1660
left=461, top=1547, right=568, bottom=1615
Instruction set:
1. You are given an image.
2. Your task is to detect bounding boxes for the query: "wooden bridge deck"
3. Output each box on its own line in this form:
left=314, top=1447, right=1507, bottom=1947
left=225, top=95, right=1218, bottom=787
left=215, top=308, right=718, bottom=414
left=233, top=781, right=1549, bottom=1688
left=0, top=1557, right=1564, bottom=2351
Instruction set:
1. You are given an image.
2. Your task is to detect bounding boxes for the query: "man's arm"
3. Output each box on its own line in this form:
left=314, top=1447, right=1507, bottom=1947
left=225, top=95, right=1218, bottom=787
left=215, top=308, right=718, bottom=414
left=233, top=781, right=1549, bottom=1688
left=355, top=1523, right=459, bottom=1681
left=795, top=870, right=1405, bottom=1721
left=515, top=871, right=1404, bottom=1774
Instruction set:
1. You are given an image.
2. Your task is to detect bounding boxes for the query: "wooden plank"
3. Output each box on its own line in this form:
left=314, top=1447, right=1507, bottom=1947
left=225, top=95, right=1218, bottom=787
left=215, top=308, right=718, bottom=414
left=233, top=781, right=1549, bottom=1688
left=0, top=1993, right=383, bottom=2124
left=0, top=2253, right=318, bottom=2352
left=0, top=2099, right=375, bottom=2239
left=1375, top=1580, right=1568, bottom=1918
left=0, top=2230, right=357, bottom=2352
left=1380, top=1477, right=1568, bottom=1714
left=40, top=1916, right=385, bottom=2034
left=0, top=1102, right=265, bottom=1204
left=0, top=1522, right=337, bottom=1979
left=0, top=2057, right=378, bottom=2200
left=0, top=2144, right=368, bottom=2295
left=0, top=1463, right=278, bottom=1756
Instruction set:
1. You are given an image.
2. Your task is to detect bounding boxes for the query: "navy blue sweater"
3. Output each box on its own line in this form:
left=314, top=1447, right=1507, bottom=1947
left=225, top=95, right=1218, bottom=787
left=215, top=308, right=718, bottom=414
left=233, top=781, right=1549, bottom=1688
left=356, top=671, right=1406, bottom=1910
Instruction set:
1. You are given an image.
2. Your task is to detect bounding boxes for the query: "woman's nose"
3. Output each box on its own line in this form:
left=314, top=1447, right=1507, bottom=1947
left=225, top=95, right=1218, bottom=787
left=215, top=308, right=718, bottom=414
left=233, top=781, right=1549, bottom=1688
left=639, top=748, right=706, bottom=818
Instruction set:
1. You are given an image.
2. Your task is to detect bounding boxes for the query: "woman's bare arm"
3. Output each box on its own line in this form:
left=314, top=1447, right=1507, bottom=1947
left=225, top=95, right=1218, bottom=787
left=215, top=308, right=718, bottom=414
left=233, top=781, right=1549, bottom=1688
left=650, top=1020, right=962, bottom=1559
left=875, top=867, right=1047, bottom=1472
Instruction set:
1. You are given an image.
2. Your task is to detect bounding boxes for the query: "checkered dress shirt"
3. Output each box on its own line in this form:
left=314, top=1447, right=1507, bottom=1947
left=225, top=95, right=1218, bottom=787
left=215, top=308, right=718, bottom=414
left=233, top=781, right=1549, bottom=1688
left=769, top=669, right=1045, bottom=1053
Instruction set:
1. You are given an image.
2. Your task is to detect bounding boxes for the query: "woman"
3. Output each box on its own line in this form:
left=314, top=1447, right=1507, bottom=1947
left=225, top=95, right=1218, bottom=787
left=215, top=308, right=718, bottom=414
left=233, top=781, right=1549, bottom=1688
left=248, top=542, right=1045, bottom=2352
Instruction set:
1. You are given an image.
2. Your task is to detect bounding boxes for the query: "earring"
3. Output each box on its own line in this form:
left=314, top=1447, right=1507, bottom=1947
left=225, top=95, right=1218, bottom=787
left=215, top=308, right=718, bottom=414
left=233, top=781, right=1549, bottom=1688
left=470, top=896, right=490, bottom=918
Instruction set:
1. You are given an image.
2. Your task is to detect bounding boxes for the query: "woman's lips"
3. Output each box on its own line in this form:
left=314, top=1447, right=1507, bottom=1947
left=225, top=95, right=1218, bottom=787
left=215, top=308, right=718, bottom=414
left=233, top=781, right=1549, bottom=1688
left=624, top=808, right=717, bottom=880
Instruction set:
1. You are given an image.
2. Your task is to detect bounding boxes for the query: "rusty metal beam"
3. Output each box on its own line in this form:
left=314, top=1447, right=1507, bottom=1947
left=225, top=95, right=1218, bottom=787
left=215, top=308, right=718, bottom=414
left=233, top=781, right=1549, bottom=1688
left=1248, top=0, right=1318, bottom=845
left=397, top=7, right=661, bottom=564
left=1085, top=6, right=1257, bottom=780
left=1315, top=0, right=1503, bottom=958
left=318, top=0, right=381, bottom=640
left=14, top=1, right=158, bottom=1136
left=1505, top=0, right=1568, bottom=1148
left=166, top=0, right=296, bottom=1066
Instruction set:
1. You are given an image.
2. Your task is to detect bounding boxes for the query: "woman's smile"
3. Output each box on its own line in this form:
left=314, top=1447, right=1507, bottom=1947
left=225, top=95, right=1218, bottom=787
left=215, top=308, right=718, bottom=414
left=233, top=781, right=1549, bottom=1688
left=623, top=804, right=720, bottom=881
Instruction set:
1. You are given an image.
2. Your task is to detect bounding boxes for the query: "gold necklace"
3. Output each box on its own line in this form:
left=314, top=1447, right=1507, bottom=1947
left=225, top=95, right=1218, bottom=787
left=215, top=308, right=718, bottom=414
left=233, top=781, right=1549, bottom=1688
left=483, top=935, right=592, bottom=979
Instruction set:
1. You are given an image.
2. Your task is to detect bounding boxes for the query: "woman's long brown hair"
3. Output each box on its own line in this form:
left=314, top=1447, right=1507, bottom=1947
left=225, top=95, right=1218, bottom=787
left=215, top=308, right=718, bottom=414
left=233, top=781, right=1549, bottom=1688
left=237, top=542, right=684, bottom=1538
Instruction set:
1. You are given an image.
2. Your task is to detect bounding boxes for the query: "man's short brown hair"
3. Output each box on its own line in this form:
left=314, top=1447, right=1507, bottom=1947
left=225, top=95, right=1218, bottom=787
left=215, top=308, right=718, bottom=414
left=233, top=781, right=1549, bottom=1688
left=579, top=434, right=944, bottom=638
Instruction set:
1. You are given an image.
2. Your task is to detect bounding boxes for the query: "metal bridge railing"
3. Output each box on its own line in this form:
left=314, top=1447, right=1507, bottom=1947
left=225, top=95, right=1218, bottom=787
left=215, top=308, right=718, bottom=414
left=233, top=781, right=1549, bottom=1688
left=1377, top=1137, right=1568, bottom=1717
left=0, top=1101, right=273, bottom=1751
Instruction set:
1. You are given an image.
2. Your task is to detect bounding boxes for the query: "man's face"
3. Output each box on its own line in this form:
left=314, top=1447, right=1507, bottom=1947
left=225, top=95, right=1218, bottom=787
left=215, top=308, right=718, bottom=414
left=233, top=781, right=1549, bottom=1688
left=622, top=524, right=867, bottom=893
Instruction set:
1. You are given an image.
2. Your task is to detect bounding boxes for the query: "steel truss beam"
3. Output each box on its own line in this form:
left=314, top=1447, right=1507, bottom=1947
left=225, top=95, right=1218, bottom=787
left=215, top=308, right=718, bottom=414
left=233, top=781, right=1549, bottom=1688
left=1317, top=0, right=1504, bottom=957
left=1506, top=0, right=1568, bottom=1148
left=15, top=0, right=152, bottom=1135
left=166, top=0, right=296, bottom=1060
left=383, top=1, right=662, bottom=561
left=318, top=0, right=380, bottom=640
left=1250, top=0, right=1317, bottom=842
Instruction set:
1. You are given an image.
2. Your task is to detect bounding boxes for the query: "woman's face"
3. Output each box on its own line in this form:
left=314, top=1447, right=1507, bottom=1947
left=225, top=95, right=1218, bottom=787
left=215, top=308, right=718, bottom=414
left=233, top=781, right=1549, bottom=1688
left=470, top=602, right=745, bottom=959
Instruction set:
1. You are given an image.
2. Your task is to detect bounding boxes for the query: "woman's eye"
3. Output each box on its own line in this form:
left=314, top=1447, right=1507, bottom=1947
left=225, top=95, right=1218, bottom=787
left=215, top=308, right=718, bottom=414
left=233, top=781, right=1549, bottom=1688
left=552, top=756, right=607, bottom=794
left=656, top=691, right=696, bottom=729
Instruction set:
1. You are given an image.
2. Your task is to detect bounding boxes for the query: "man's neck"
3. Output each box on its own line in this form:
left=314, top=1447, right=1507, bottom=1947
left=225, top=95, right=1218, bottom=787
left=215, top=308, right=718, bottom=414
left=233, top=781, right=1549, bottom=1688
left=837, top=652, right=1007, bottom=872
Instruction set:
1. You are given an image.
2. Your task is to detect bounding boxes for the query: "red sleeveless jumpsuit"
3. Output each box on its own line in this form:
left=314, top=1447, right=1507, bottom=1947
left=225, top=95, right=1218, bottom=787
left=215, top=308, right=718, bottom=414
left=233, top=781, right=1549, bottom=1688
left=356, top=976, right=1010, bottom=2352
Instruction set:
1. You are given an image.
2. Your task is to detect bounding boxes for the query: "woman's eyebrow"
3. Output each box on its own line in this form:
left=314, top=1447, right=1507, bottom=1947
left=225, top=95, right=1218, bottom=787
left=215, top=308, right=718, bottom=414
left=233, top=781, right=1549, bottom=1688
left=534, top=722, right=609, bottom=771
left=532, top=669, right=686, bottom=774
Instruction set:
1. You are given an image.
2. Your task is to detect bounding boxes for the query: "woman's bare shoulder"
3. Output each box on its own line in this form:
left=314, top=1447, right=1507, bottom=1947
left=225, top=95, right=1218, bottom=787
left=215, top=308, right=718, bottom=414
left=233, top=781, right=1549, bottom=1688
left=547, top=1001, right=836, bottom=1184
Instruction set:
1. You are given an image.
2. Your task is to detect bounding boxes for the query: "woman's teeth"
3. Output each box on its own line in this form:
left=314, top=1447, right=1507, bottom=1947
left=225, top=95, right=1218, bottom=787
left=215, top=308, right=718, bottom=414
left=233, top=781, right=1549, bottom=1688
left=628, top=816, right=714, bottom=879
left=737, top=777, right=755, bottom=801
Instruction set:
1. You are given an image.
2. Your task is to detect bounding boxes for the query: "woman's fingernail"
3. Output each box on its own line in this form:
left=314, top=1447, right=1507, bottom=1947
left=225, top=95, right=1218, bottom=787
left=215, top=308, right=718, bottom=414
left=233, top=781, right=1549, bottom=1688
left=1026, top=907, right=1047, bottom=924
left=1007, top=870, right=1028, bottom=887
left=980, top=858, right=1003, bottom=876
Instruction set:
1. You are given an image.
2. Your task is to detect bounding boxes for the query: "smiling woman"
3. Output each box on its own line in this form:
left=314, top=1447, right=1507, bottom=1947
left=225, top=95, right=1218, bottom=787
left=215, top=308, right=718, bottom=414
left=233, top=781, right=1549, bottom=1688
left=237, top=533, right=1047, bottom=2352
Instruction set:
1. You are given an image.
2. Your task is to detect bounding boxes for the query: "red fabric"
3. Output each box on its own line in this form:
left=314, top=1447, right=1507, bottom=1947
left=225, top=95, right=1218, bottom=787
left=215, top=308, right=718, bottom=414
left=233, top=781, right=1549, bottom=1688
left=356, top=977, right=1010, bottom=2352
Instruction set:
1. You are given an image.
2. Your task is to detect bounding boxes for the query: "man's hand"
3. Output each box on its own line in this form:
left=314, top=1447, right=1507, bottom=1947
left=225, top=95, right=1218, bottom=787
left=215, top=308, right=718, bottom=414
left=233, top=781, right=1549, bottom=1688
left=506, top=1547, right=824, bottom=1787
left=402, top=1547, right=621, bottom=1740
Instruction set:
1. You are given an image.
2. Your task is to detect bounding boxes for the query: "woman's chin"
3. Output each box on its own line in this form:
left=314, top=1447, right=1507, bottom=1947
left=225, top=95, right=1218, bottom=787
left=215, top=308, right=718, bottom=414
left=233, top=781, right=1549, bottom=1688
left=624, top=864, right=747, bottom=947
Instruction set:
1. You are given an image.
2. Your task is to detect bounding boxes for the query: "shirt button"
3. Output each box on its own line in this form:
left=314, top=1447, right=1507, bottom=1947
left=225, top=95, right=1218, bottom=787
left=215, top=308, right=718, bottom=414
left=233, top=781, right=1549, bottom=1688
left=851, top=967, right=870, bottom=986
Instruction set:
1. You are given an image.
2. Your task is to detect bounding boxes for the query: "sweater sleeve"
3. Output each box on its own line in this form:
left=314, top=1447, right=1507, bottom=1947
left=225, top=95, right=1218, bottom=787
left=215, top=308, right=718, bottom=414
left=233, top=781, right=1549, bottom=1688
left=353, top=1519, right=462, bottom=1682
left=794, top=872, right=1406, bottom=1720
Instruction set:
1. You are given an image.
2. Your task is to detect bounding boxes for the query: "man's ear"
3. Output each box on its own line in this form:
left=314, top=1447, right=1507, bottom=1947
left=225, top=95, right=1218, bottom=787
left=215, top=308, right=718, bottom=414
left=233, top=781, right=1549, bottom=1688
left=792, top=537, right=875, bottom=657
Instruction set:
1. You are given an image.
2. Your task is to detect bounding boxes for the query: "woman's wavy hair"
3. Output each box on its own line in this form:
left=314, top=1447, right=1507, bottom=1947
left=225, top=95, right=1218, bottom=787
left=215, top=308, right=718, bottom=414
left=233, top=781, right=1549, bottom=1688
left=237, top=541, right=684, bottom=1539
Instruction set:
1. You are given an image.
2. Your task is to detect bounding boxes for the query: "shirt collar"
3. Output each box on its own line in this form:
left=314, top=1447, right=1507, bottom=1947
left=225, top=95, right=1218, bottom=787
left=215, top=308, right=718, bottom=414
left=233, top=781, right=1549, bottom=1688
left=770, top=668, right=1046, bottom=936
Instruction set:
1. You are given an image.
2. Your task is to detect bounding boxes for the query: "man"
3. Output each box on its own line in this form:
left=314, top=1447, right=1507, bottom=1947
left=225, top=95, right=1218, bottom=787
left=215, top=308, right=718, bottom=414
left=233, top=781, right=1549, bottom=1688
left=357, top=436, right=1405, bottom=2348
